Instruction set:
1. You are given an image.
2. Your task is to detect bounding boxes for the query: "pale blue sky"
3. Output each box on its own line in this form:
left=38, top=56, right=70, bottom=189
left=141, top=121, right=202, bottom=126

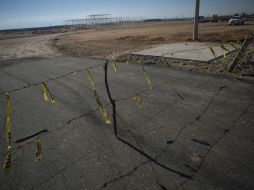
left=0, top=0, right=254, bottom=29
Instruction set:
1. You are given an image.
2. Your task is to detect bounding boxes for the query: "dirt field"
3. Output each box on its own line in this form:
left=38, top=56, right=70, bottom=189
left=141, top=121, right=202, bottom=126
left=0, top=21, right=254, bottom=61
left=53, top=21, right=254, bottom=59
left=0, top=33, right=62, bottom=61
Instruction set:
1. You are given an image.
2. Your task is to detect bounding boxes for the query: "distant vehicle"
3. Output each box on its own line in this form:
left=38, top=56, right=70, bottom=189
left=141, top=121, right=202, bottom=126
left=229, top=16, right=245, bottom=25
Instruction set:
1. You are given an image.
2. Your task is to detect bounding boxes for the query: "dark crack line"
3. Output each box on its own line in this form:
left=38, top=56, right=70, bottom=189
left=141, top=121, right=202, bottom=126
left=174, top=97, right=253, bottom=190
left=10, top=64, right=186, bottom=150
left=15, top=129, right=48, bottom=143
left=116, top=104, right=178, bottom=139
left=101, top=61, right=193, bottom=189
left=4, top=60, right=194, bottom=159
left=156, top=181, right=169, bottom=190
left=0, top=63, right=104, bottom=95
left=116, top=114, right=192, bottom=176
left=14, top=84, right=224, bottom=190
left=117, top=136, right=193, bottom=179
left=192, top=139, right=211, bottom=147
left=116, top=114, right=179, bottom=188
left=183, top=164, right=198, bottom=172
left=29, top=145, right=103, bottom=190
left=101, top=160, right=150, bottom=188
left=130, top=84, right=226, bottom=183
left=103, top=82, right=225, bottom=186
left=195, top=86, right=224, bottom=121
left=114, top=72, right=190, bottom=103
left=173, top=85, right=225, bottom=144
left=114, top=80, right=216, bottom=148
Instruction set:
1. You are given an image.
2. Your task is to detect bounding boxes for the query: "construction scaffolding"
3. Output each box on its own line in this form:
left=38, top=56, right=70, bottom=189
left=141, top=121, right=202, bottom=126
left=64, top=14, right=144, bottom=29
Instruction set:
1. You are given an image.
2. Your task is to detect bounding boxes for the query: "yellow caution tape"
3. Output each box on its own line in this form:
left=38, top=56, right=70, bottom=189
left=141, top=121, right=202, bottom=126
left=34, top=137, right=41, bottom=161
left=139, top=60, right=152, bottom=90
left=112, top=51, right=115, bottom=61
left=86, top=69, right=96, bottom=90
left=220, top=44, right=229, bottom=59
left=167, top=81, right=184, bottom=100
left=111, top=51, right=118, bottom=72
left=5, top=94, right=11, bottom=145
left=223, top=51, right=227, bottom=59
left=112, top=62, right=117, bottom=72
left=86, top=69, right=111, bottom=125
left=210, top=47, right=226, bottom=64
left=229, top=42, right=238, bottom=50
left=209, top=47, right=217, bottom=59
left=221, top=57, right=227, bottom=66
left=42, top=83, right=49, bottom=102
left=220, top=44, right=230, bottom=52
left=94, top=90, right=111, bottom=124
left=42, top=82, right=55, bottom=103
left=160, top=56, right=168, bottom=65
left=3, top=145, right=12, bottom=172
left=133, top=95, right=143, bottom=109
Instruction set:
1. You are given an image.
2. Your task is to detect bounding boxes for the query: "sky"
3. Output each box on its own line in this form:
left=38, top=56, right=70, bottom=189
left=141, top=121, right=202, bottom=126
left=0, top=0, right=254, bottom=30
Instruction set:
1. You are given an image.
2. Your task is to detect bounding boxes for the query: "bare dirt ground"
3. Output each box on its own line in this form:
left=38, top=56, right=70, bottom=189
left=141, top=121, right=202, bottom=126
left=1, top=21, right=254, bottom=61
left=53, top=21, right=254, bottom=59
left=0, top=21, right=253, bottom=79
left=0, top=33, right=62, bottom=61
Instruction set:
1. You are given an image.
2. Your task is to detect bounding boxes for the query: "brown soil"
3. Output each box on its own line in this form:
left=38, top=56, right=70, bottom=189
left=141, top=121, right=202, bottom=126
left=0, top=21, right=253, bottom=80
left=0, top=33, right=62, bottom=61
left=53, top=21, right=254, bottom=59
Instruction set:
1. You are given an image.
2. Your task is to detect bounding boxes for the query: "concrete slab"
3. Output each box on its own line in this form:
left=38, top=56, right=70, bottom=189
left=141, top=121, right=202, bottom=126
left=134, top=42, right=236, bottom=62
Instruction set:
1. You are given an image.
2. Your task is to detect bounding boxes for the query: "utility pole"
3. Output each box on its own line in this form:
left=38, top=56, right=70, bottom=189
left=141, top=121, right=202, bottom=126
left=193, top=0, right=200, bottom=40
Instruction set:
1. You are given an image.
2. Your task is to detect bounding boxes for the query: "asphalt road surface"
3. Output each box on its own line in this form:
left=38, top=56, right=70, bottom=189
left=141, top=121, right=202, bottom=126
left=0, top=57, right=253, bottom=190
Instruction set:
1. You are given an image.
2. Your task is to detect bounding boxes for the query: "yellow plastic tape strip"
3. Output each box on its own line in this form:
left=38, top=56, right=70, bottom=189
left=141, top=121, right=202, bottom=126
left=112, top=62, right=117, bottom=72
left=220, top=45, right=229, bottom=59
left=133, top=95, right=143, bottom=109
left=112, top=51, right=115, bottom=61
left=87, top=69, right=111, bottom=124
left=94, top=90, right=111, bottom=124
left=160, top=56, right=168, bottom=64
left=42, top=82, right=55, bottom=103
left=223, top=51, right=227, bottom=59
left=139, top=60, right=152, bottom=90
left=44, top=82, right=55, bottom=103
left=34, top=137, right=41, bottom=161
left=221, top=57, right=227, bottom=65
left=5, top=94, right=11, bottom=145
left=220, top=44, right=230, bottom=52
left=3, top=145, right=12, bottom=172
left=209, top=47, right=217, bottom=59
left=112, top=51, right=118, bottom=72
left=230, top=42, right=238, bottom=50
left=167, top=81, right=184, bottom=100
left=86, top=69, right=96, bottom=90
left=42, top=83, right=49, bottom=102
left=209, top=47, right=225, bottom=64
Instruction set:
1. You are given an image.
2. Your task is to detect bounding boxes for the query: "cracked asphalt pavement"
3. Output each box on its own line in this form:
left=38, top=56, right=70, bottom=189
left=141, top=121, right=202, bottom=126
left=0, top=57, right=254, bottom=190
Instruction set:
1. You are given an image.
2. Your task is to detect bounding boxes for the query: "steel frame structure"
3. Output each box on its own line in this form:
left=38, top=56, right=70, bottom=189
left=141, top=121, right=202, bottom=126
left=64, top=14, right=144, bottom=29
